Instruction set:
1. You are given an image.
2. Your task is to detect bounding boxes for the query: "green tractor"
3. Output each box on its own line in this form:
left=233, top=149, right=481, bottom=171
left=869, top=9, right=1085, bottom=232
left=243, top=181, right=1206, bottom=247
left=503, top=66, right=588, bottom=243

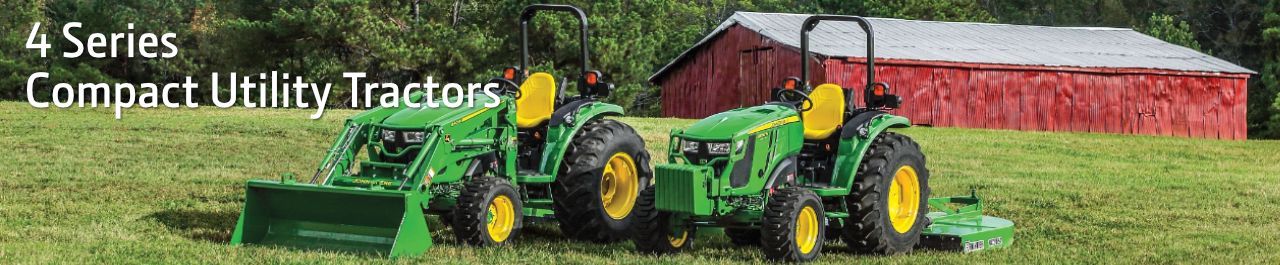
left=631, top=15, right=1014, bottom=262
left=231, top=4, right=651, bottom=257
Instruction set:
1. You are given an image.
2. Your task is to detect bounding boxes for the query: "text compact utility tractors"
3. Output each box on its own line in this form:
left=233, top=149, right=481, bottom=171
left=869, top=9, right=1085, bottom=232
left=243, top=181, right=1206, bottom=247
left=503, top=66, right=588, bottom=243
left=230, top=5, right=651, bottom=258
left=631, top=15, right=1014, bottom=262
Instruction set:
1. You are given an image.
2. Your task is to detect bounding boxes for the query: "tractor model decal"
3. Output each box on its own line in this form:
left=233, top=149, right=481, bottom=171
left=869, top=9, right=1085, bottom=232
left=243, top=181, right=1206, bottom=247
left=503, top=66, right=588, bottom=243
left=748, top=116, right=800, bottom=134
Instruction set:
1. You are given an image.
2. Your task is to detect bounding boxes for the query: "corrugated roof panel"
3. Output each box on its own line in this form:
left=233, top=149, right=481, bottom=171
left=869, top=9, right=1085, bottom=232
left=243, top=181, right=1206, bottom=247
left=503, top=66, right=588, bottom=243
left=651, top=12, right=1254, bottom=81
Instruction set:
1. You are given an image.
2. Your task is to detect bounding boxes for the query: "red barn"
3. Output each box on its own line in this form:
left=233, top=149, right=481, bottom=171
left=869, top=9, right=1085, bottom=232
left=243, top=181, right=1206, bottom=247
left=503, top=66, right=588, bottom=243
left=650, top=12, right=1255, bottom=139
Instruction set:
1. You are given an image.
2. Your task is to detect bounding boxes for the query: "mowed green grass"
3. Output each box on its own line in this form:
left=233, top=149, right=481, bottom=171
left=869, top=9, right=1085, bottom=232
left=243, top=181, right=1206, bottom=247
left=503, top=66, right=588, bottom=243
left=2, top=101, right=1279, bottom=264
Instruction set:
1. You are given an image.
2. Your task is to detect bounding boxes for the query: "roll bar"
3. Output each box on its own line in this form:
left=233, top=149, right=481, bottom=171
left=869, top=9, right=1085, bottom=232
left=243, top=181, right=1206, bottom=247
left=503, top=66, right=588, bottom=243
left=519, top=4, right=590, bottom=80
left=799, top=15, right=874, bottom=91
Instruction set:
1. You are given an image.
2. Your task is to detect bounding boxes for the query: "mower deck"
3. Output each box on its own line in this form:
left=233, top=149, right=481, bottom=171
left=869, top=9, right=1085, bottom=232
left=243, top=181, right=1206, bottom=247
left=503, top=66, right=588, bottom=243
left=918, top=193, right=1015, bottom=253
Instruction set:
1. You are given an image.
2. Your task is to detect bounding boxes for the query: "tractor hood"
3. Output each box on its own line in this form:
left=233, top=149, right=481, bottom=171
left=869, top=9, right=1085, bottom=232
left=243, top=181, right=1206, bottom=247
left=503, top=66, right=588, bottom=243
left=378, top=96, right=501, bottom=129
left=681, top=104, right=799, bottom=140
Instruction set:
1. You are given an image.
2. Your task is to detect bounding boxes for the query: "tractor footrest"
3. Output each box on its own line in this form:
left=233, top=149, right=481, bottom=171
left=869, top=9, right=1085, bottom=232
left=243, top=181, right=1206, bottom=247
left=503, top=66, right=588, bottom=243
left=823, top=212, right=849, bottom=218
left=515, top=174, right=554, bottom=183
left=808, top=187, right=848, bottom=197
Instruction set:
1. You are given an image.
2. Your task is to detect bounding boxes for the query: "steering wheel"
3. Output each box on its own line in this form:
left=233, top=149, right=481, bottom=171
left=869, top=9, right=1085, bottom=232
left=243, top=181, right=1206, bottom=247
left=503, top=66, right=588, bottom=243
left=776, top=89, right=814, bottom=111
left=488, top=78, right=522, bottom=99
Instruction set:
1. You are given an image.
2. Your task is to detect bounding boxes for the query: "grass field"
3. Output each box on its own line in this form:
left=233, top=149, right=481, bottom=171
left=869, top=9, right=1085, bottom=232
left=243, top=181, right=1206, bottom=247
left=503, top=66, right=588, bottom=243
left=2, top=102, right=1279, bottom=264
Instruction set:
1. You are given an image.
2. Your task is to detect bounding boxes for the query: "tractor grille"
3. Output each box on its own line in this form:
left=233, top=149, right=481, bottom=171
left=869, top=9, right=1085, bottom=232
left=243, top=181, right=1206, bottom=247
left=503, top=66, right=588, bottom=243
left=655, top=164, right=713, bottom=215
left=378, top=128, right=426, bottom=164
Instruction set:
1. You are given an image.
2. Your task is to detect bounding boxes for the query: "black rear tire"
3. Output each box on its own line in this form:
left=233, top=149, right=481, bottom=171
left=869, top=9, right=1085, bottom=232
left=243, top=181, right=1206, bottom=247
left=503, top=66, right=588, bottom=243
left=453, top=177, right=523, bottom=246
left=553, top=119, right=653, bottom=242
left=761, top=187, right=825, bottom=262
left=842, top=132, right=930, bottom=254
left=631, top=186, right=695, bottom=254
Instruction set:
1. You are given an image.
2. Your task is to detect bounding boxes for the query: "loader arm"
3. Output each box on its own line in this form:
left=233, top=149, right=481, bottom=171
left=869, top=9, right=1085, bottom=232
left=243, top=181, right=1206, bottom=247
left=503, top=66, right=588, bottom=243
left=311, top=122, right=365, bottom=184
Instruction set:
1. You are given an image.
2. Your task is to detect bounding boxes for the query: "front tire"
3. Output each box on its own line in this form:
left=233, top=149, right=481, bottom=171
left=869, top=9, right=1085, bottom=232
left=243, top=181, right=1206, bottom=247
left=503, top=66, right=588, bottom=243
left=453, top=177, right=523, bottom=246
left=842, top=132, right=930, bottom=254
left=553, top=119, right=653, bottom=242
left=762, top=187, right=825, bottom=262
left=632, top=186, right=695, bottom=254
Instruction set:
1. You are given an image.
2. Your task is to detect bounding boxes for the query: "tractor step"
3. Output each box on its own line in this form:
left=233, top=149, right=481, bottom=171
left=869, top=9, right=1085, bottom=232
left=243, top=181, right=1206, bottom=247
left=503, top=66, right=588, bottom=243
left=522, top=206, right=556, bottom=218
left=515, top=173, right=554, bottom=183
left=808, top=187, right=848, bottom=196
left=524, top=198, right=553, bottom=209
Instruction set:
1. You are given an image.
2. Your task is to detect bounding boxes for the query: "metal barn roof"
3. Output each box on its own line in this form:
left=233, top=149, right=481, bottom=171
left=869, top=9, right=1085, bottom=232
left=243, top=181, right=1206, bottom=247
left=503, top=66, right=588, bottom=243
left=651, top=12, right=1255, bottom=81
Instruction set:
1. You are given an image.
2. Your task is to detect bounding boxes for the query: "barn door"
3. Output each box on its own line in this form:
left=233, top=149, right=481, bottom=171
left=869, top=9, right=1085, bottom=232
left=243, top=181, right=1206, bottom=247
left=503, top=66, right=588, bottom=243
left=738, top=46, right=773, bottom=107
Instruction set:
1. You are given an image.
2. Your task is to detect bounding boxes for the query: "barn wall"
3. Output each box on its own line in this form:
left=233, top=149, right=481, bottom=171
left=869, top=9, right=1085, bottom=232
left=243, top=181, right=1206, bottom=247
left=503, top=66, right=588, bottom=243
left=821, top=59, right=1248, bottom=140
left=656, top=27, right=1250, bottom=140
left=660, top=26, right=823, bottom=118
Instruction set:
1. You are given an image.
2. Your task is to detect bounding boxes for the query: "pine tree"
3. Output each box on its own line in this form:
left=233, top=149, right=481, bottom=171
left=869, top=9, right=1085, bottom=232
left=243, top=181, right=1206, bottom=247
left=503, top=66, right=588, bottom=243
left=1263, top=0, right=1280, bottom=138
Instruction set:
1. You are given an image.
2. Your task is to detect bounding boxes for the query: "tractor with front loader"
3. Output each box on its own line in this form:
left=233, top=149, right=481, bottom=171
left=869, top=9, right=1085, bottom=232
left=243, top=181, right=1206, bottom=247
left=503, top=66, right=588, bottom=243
left=631, top=15, right=1014, bottom=262
left=231, top=4, right=650, bottom=257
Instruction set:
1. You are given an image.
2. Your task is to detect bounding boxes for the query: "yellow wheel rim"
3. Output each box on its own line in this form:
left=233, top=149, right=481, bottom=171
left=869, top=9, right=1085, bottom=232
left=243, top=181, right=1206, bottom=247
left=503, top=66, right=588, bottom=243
left=667, top=230, right=689, bottom=248
left=601, top=152, right=639, bottom=220
left=486, top=195, right=515, bottom=243
left=887, top=165, right=921, bottom=234
left=795, top=206, right=819, bottom=255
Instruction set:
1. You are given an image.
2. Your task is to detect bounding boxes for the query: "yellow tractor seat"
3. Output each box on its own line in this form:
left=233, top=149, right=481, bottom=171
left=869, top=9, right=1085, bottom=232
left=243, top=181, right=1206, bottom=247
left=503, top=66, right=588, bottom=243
left=515, top=72, right=557, bottom=128
left=801, top=83, right=846, bottom=140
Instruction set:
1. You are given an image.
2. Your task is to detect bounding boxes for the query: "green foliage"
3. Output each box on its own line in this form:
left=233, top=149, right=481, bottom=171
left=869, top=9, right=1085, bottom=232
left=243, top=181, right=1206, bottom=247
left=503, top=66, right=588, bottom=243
left=980, top=0, right=1142, bottom=27
left=856, top=0, right=997, bottom=22
left=0, top=0, right=41, bottom=98
left=1139, top=14, right=1202, bottom=51
left=1264, top=0, right=1280, bottom=138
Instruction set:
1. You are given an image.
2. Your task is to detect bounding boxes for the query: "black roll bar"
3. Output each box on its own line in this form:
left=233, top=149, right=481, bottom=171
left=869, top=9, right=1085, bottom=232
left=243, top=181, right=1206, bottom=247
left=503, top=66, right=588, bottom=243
left=519, top=4, right=590, bottom=79
left=799, top=15, right=874, bottom=91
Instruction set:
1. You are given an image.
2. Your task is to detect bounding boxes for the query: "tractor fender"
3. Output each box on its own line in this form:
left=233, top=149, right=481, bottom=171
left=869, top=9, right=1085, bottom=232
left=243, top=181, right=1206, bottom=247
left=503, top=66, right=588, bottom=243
left=829, top=111, right=912, bottom=194
left=763, top=155, right=798, bottom=190
left=549, top=99, right=592, bottom=126
left=537, top=99, right=625, bottom=174
left=463, top=152, right=498, bottom=179
left=841, top=110, right=890, bottom=139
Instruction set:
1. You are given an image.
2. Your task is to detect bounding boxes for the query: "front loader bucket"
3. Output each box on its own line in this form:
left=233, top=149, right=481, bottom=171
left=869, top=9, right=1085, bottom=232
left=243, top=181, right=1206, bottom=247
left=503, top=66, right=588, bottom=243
left=230, top=180, right=432, bottom=258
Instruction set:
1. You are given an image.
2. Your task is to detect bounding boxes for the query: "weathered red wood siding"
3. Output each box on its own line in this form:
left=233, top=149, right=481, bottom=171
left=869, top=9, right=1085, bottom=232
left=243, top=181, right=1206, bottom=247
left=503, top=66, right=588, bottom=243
left=661, top=26, right=823, bottom=118
left=656, top=26, right=1250, bottom=140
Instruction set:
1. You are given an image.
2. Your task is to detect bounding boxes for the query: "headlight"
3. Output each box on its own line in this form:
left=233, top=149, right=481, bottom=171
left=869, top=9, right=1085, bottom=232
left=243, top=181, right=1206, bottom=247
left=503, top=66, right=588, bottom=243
left=707, top=142, right=730, bottom=155
left=381, top=130, right=396, bottom=141
left=682, top=139, right=699, bottom=153
left=403, top=131, right=425, bottom=143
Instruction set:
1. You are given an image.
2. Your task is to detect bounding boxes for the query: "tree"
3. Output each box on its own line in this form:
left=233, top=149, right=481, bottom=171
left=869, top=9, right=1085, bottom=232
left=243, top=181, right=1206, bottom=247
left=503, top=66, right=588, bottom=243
left=1138, top=14, right=1202, bottom=51
left=1264, top=0, right=1280, bottom=138
left=806, top=0, right=996, bottom=22
left=0, top=0, right=47, bottom=100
